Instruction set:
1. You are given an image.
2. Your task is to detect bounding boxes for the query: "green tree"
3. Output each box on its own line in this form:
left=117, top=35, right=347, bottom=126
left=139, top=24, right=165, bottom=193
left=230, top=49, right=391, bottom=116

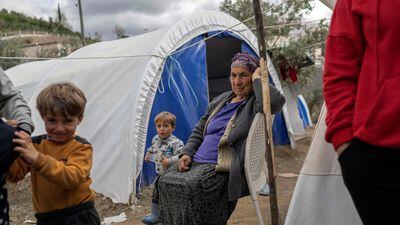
left=220, top=0, right=329, bottom=86
left=54, top=4, right=72, bottom=30
left=0, top=39, right=24, bottom=70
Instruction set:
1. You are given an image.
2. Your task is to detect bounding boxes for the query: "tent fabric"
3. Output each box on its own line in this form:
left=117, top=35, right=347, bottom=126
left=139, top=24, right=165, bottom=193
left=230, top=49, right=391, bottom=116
left=140, top=35, right=209, bottom=187
left=272, top=112, right=290, bottom=145
left=297, top=94, right=313, bottom=128
left=285, top=175, right=361, bottom=225
left=284, top=105, right=362, bottom=225
left=282, top=83, right=306, bottom=137
left=6, top=11, right=298, bottom=203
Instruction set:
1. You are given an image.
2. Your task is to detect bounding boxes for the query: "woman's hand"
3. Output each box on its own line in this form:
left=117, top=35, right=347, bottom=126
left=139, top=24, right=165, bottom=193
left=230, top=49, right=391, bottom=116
left=13, top=131, right=40, bottom=165
left=178, top=154, right=192, bottom=172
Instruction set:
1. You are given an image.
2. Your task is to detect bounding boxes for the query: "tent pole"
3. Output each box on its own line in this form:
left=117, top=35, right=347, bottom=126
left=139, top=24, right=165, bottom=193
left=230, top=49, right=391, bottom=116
left=252, top=0, right=280, bottom=224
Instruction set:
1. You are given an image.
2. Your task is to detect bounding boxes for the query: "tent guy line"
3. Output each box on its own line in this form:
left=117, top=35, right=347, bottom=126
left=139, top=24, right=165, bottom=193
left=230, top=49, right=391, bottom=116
left=0, top=54, right=166, bottom=61
left=0, top=39, right=325, bottom=62
left=261, top=18, right=331, bottom=29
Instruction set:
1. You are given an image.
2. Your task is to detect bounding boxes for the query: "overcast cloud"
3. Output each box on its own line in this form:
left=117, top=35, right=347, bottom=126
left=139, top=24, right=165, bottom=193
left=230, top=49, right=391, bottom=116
left=0, top=0, right=331, bottom=40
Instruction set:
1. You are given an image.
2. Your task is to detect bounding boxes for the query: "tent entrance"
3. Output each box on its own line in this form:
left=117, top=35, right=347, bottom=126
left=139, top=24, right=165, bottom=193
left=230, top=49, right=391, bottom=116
left=205, top=37, right=241, bottom=101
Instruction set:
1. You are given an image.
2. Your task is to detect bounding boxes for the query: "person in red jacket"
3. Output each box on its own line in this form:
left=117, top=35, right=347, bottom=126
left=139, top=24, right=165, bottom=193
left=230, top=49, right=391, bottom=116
left=323, top=0, right=400, bottom=224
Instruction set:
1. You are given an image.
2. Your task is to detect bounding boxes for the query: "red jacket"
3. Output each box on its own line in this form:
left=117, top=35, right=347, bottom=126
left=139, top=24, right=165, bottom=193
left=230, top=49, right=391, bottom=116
left=323, top=0, right=400, bottom=149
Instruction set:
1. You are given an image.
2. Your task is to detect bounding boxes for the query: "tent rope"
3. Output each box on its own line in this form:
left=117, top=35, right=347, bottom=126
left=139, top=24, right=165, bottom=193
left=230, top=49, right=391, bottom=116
left=157, top=73, right=166, bottom=94
left=0, top=54, right=166, bottom=61
left=255, top=18, right=331, bottom=30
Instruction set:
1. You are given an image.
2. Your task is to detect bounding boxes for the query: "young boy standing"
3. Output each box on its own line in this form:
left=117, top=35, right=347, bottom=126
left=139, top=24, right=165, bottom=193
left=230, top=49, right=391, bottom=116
left=8, top=82, right=100, bottom=225
left=142, top=111, right=183, bottom=225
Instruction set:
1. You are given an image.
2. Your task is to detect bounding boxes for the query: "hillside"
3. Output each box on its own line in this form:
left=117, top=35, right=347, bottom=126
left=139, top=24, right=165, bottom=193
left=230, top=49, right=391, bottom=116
left=0, top=8, right=80, bottom=37
left=0, top=9, right=101, bottom=70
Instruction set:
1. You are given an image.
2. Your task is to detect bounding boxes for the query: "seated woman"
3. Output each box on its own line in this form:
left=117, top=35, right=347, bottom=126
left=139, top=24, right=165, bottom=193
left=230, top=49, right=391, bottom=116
left=157, top=52, right=286, bottom=225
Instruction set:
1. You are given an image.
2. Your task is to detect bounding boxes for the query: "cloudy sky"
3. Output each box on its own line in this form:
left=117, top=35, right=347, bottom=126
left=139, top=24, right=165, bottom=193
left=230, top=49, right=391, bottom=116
left=0, top=0, right=332, bottom=40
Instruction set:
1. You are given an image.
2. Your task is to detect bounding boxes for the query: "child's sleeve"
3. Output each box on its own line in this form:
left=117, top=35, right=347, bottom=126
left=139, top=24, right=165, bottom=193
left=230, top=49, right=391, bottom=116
left=145, top=136, right=157, bottom=158
left=169, top=139, right=184, bottom=166
left=145, top=146, right=153, bottom=158
left=31, top=144, right=93, bottom=189
left=7, top=157, right=31, bottom=183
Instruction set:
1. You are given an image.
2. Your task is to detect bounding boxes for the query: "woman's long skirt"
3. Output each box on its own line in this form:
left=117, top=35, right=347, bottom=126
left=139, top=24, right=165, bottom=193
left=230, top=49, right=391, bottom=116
left=158, top=163, right=230, bottom=225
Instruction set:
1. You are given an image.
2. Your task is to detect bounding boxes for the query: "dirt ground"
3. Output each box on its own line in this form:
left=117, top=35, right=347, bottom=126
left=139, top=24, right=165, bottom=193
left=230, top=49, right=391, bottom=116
left=7, top=136, right=310, bottom=225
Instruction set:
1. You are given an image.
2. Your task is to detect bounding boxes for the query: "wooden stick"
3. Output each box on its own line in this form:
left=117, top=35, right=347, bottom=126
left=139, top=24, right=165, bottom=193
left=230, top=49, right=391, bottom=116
left=252, top=0, right=280, bottom=224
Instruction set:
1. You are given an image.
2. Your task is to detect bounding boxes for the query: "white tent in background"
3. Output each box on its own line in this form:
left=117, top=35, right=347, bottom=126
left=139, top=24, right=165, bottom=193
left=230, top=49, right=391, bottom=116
left=284, top=105, right=362, bottom=225
left=6, top=11, right=308, bottom=204
left=282, top=83, right=312, bottom=138
left=285, top=1, right=362, bottom=224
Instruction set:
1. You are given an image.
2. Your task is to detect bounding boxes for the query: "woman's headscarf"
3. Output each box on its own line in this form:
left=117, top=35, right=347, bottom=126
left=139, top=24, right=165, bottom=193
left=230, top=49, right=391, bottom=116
left=230, top=52, right=259, bottom=74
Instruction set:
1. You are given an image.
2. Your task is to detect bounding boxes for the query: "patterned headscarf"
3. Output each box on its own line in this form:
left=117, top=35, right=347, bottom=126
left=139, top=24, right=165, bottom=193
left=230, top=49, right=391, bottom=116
left=230, top=52, right=260, bottom=74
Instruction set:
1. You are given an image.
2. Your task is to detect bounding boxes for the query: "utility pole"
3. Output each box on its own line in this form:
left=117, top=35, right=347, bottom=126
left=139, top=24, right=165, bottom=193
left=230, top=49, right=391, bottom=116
left=252, top=0, right=280, bottom=224
left=57, top=3, right=62, bottom=23
left=77, top=0, right=85, bottom=46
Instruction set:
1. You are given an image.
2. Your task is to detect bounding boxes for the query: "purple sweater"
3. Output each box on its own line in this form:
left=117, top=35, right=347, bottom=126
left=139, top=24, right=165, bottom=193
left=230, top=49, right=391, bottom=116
left=193, top=100, right=242, bottom=163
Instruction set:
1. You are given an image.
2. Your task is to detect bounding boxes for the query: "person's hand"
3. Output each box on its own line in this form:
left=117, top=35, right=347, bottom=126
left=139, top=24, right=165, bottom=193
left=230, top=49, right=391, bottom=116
left=161, top=158, right=170, bottom=169
left=5, top=119, right=18, bottom=127
left=144, top=154, right=151, bottom=162
left=252, top=67, right=261, bottom=81
left=13, top=131, right=40, bottom=165
left=336, top=142, right=351, bottom=157
left=178, top=154, right=192, bottom=172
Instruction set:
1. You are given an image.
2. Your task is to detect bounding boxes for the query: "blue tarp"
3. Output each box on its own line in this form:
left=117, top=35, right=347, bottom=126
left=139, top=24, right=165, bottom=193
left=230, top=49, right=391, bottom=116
left=139, top=36, right=208, bottom=187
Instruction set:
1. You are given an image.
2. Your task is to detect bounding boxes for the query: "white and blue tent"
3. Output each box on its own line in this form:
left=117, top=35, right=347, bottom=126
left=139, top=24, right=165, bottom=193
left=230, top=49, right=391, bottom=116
left=281, top=83, right=313, bottom=139
left=284, top=105, right=362, bottom=225
left=7, top=11, right=303, bottom=203
left=297, top=95, right=313, bottom=128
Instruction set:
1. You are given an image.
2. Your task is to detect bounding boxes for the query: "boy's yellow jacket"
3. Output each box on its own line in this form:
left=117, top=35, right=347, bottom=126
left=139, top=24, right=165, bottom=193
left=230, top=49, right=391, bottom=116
left=8, top=135, right=96, bottom=213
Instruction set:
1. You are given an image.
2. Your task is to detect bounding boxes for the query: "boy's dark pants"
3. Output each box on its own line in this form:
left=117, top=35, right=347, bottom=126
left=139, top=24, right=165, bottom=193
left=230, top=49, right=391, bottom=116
left=35, top=201, right=100, bottom=225
left=339, top=139, right=400, bottom=225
